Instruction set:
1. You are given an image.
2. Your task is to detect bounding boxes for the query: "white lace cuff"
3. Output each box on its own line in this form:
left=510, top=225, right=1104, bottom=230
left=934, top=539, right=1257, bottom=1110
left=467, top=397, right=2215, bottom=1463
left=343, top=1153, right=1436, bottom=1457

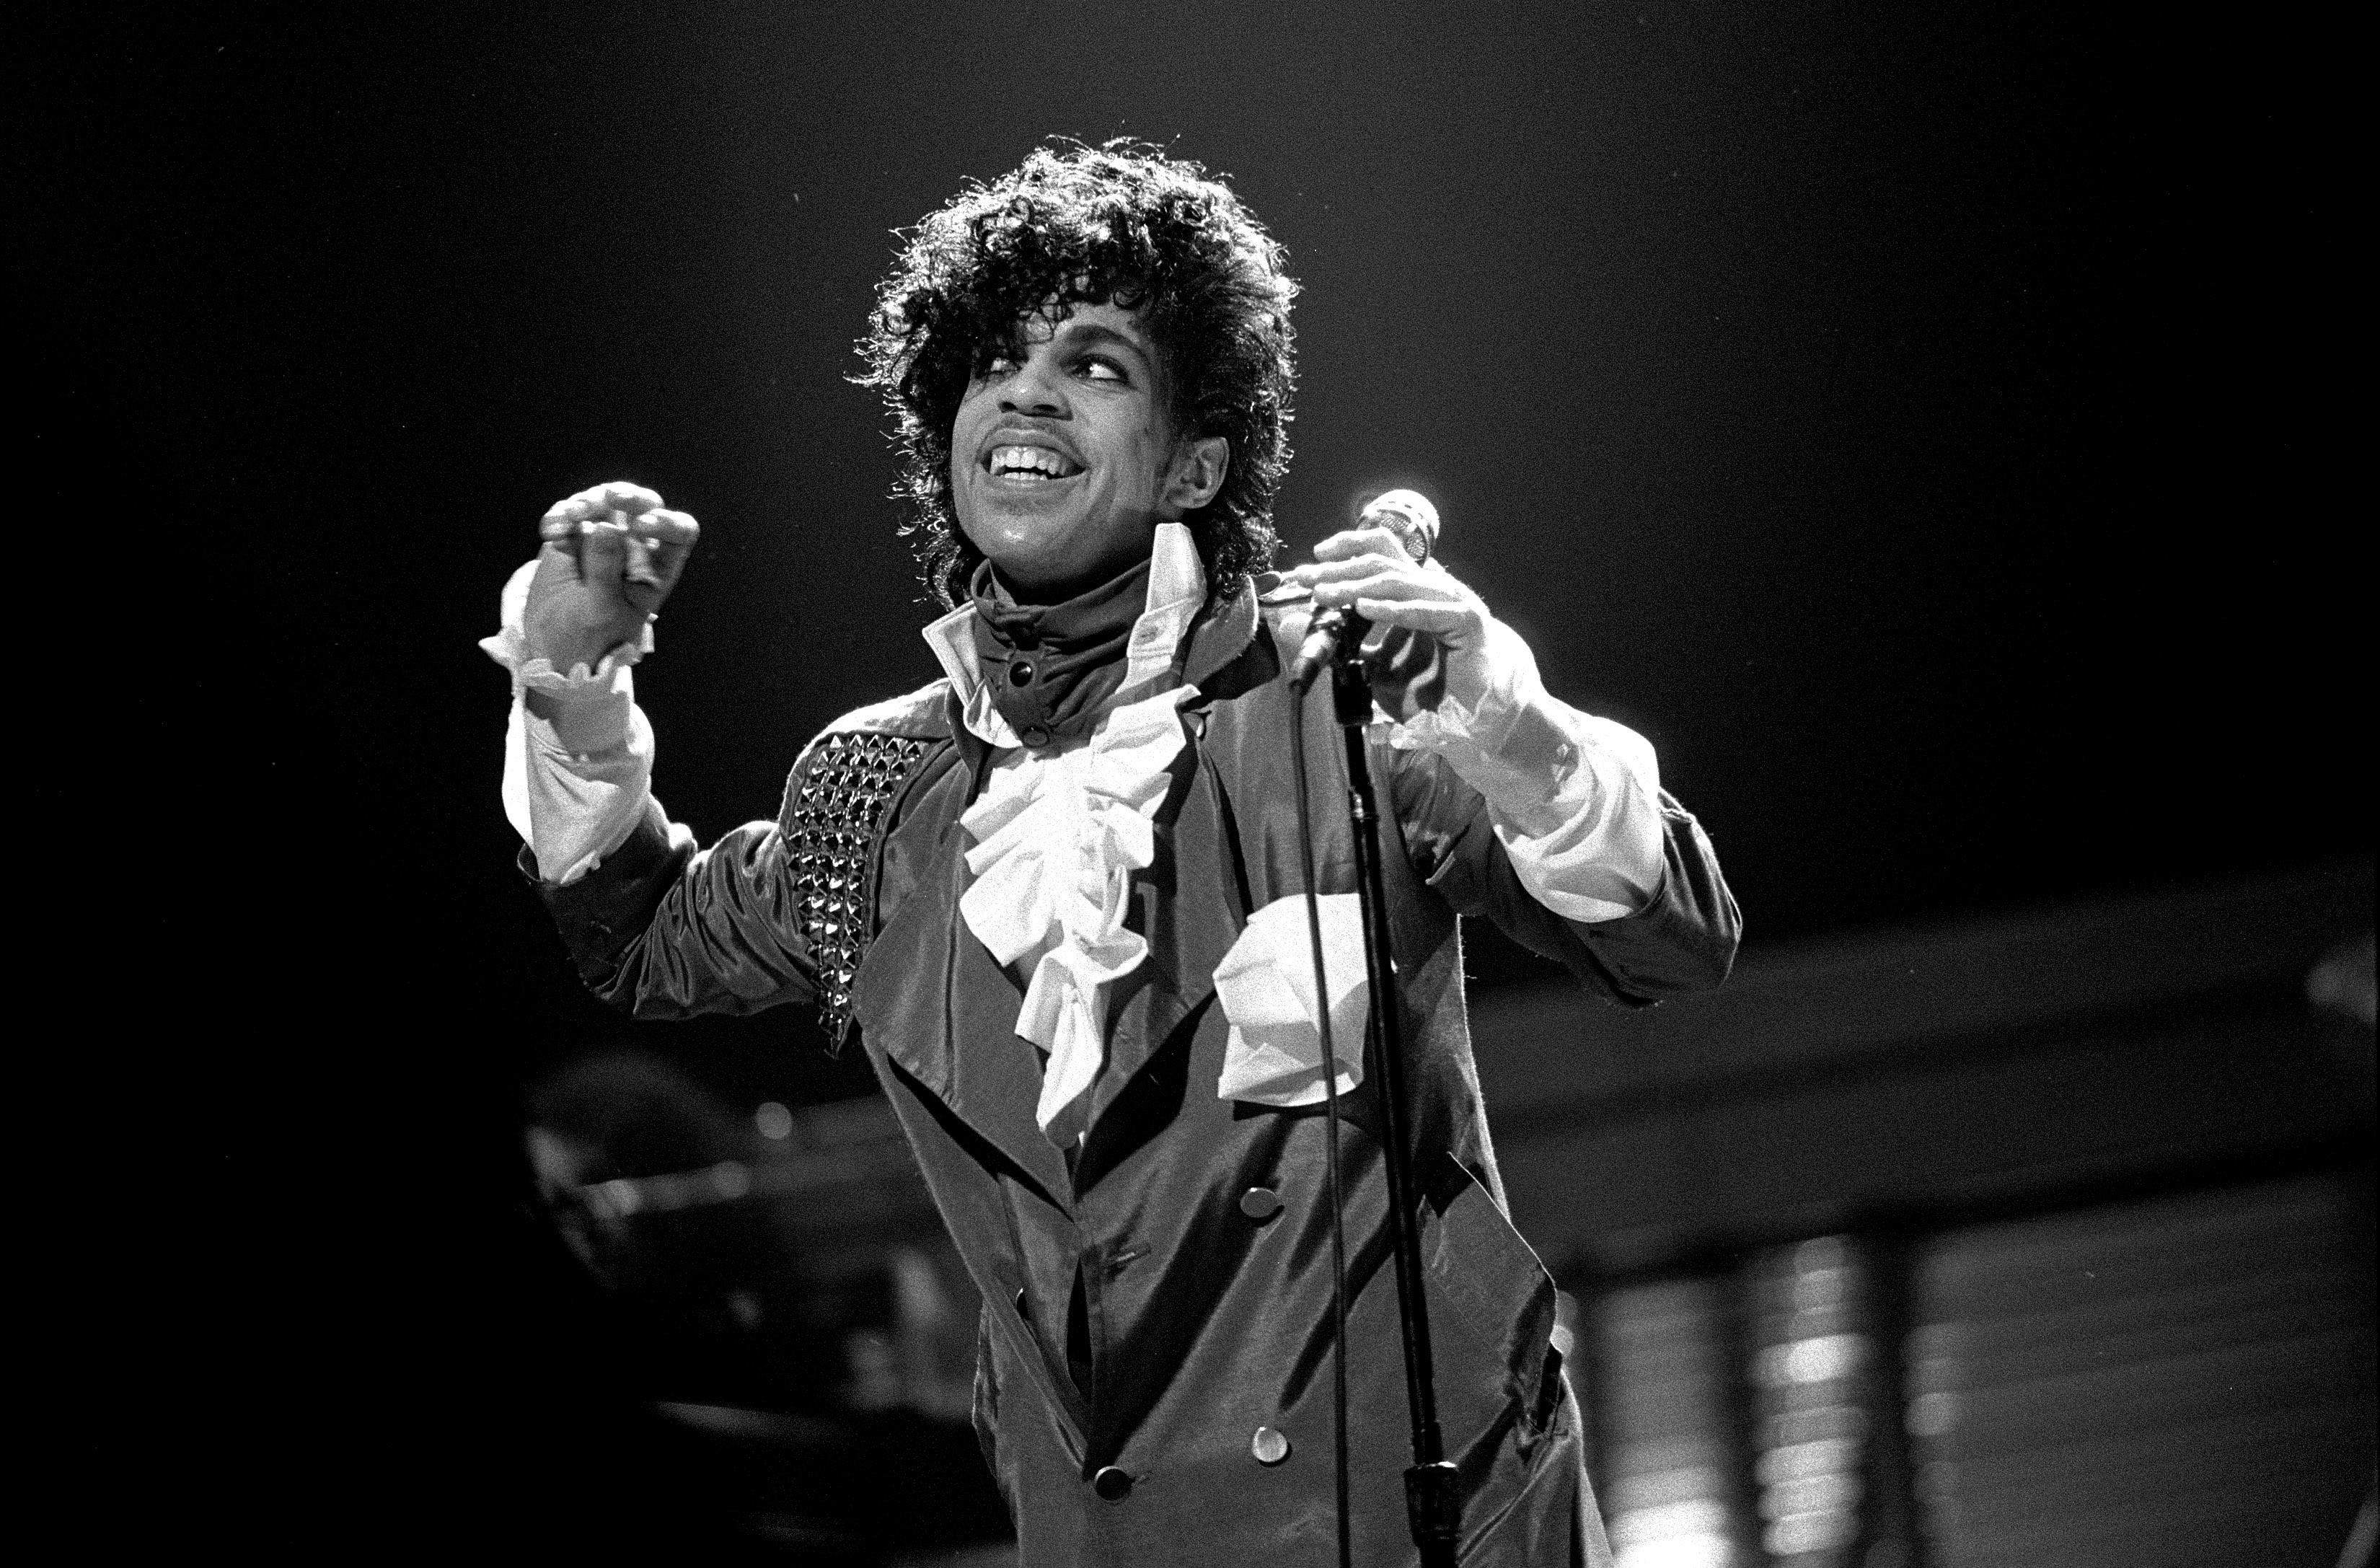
left=479, top=559, right=653, bottom=724
left=482, top=558, right=658, bottom=884
left=1385, top=616, right=1533, bottom=773
left=1388, top=617, right=1665, bottom=923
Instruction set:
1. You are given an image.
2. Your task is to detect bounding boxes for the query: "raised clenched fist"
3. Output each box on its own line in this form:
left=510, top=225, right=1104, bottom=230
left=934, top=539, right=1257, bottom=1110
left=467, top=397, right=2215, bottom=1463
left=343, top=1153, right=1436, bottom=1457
left=521, top=480, right=700, bottom=678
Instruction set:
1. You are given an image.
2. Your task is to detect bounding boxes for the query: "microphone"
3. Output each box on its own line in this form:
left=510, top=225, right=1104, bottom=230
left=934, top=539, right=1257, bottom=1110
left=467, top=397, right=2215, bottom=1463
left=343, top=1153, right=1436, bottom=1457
left=1287, top=490, right=1440, bottom=693
left=1361, top=488, right=1440, bottom=566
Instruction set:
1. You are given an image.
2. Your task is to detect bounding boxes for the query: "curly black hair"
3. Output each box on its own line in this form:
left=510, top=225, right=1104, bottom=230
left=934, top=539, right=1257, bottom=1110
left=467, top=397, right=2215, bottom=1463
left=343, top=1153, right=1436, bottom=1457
left=858, top=140, right=1299, bottom=606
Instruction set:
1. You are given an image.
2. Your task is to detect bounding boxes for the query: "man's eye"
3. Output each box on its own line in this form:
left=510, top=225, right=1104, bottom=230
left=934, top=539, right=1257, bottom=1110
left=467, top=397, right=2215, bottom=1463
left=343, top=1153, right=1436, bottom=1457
left=983, top=356, right=1018, bottom=376
left=1080, top=358, right=1126, bottom=382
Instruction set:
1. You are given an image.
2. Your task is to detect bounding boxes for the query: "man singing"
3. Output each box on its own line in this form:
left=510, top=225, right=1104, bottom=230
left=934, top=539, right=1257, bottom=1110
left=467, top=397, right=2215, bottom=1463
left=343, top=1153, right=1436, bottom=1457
left=485, top=141, right=1737, bottom=1566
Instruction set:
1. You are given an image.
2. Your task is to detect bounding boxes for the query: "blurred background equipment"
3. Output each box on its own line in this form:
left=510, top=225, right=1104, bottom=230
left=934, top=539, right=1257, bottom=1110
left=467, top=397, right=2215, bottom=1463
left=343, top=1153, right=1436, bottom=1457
left=523, top=1052, right=1009, bottom=1565
left=1499, top=862, right=2376, bottom=1568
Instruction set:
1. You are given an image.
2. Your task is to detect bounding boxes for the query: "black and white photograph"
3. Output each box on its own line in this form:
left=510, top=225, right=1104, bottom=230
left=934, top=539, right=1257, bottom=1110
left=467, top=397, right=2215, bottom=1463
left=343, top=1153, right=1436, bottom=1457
left=28, top=5, right=2371, bottom=1564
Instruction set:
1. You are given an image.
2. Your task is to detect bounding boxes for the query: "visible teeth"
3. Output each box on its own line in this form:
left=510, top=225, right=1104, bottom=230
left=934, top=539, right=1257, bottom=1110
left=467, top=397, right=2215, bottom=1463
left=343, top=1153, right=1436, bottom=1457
left=990, top=445, right=1078, bottom=477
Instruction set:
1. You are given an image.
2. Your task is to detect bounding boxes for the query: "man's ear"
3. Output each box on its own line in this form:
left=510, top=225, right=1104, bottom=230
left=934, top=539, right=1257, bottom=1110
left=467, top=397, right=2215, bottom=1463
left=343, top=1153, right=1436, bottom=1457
left=1161, top=435, right=1230, bottom=516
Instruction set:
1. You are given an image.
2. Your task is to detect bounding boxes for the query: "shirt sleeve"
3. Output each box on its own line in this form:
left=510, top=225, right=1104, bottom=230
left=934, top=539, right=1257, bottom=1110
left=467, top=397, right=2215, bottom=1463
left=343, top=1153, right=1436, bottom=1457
left=480, top=558, right=663, bottom=885
left=1384, top=616, right=1665, bottom=925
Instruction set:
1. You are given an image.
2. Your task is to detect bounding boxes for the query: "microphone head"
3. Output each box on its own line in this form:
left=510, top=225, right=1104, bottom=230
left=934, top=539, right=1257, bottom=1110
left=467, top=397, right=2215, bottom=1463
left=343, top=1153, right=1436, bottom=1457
left=1360, top=488, right=1440, bottom=564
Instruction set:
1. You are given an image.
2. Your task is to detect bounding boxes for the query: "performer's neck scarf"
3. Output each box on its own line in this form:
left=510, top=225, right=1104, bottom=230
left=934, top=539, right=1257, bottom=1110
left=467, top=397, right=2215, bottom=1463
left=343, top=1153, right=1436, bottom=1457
left=968, top=555, right=1153, bottom=748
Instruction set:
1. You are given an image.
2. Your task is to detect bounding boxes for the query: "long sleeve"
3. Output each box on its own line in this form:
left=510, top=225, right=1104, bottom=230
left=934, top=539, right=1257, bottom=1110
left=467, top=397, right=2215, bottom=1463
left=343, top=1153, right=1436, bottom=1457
left=1385, top=616, right=1665, bottom=924
left=1380, top=615, right=1739, bottom=1004
left=480, top=558, right=816, bottom=1021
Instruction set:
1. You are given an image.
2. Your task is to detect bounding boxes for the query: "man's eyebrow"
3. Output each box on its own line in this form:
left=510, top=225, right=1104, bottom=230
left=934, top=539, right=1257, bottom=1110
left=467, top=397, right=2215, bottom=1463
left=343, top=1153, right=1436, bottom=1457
left=1054, top=321, right=1154, bottom=364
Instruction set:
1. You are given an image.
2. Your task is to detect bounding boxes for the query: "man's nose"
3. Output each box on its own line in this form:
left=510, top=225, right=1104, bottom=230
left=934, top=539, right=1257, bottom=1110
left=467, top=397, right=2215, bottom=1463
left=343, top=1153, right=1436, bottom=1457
left=999, top=356, right=1069, bottom=416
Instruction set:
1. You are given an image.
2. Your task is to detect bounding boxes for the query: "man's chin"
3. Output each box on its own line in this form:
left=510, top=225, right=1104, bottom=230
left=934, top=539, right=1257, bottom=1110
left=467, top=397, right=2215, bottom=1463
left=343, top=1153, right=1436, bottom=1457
left=969, top=476, right=1085, bottom=518
left=961, top=493, right=1087, bottom=551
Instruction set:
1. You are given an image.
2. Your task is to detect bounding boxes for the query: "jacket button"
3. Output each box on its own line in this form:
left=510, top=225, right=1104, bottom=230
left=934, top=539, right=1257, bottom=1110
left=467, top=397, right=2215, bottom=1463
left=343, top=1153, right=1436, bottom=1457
left=1239, top=1186, right=1284, bottom=1223
left=1009, top=660, right=1036, bottom=687
left=1022, top=724, right=1052, bottom=748
left=1014, top=1287, right=1028, bottom=1316
left=1092, top=1466, right=1133, bottom=1501
left=1251, top=1427, right=1291, bottom=1466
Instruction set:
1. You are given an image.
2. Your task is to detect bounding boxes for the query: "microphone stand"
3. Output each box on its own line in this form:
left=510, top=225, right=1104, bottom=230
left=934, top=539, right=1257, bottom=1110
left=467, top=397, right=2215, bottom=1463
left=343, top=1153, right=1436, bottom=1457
left=1321, top=632, right=1462, bottom=1568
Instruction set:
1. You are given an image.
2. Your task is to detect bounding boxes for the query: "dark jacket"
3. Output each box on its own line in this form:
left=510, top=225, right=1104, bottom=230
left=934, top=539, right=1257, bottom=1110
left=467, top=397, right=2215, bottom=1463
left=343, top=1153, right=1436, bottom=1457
left=537, top=586, right=1740, bottom=1565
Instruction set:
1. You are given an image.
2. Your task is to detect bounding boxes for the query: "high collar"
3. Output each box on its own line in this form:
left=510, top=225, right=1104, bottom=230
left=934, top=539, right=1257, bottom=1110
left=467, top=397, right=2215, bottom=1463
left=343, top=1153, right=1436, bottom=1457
left=969, top=554, right=1151, bottom=655
left=922, top=521, right=1213, bottom=749
left=964, top=557, right=1147, bottom=750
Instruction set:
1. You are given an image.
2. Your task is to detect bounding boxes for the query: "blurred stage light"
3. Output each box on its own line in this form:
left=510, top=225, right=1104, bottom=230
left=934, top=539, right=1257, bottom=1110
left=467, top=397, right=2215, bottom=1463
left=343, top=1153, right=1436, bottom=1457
left=1593, top=1277, right=1757, bottom=1568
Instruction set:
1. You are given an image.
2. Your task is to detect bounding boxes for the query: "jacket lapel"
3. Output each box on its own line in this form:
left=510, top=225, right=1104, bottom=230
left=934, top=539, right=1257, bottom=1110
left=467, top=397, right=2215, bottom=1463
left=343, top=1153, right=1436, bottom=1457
left=1192, top=599, right=1360, bottom=912
left=851, top=735, right=1075, bottom=1209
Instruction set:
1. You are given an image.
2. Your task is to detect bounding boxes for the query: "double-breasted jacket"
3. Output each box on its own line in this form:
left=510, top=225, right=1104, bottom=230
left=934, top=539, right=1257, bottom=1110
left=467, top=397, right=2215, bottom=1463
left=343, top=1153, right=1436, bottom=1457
left=537, top=583, right=1739, bottom=1565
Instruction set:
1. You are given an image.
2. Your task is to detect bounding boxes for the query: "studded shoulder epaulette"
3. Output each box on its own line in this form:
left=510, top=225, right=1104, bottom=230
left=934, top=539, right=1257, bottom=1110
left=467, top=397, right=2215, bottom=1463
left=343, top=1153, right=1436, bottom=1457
left=781, top=728, right=935, bottom=1052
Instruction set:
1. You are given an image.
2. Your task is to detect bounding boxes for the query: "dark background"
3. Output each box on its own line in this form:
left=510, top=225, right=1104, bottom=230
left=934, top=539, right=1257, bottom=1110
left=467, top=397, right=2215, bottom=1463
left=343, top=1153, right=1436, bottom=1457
left=28, top=1, right=2361, bottom=1551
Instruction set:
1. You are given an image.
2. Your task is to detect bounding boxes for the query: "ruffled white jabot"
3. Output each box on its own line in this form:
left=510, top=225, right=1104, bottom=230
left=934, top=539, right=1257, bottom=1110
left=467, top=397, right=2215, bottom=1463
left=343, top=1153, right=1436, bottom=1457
left=958, top=685, right=1197, bottom=1133
left=927, top=523, right=1207, bottom=1136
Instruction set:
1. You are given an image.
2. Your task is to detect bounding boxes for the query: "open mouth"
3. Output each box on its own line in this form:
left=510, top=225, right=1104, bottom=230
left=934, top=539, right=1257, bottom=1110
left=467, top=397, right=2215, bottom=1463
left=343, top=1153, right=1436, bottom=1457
left=985, top=444, right=1085, bottom=482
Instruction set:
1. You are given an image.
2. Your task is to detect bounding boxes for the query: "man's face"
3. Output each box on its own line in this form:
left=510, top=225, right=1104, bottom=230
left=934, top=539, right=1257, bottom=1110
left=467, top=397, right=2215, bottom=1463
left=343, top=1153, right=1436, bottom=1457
left=949, top=300, right=1224, bottom=598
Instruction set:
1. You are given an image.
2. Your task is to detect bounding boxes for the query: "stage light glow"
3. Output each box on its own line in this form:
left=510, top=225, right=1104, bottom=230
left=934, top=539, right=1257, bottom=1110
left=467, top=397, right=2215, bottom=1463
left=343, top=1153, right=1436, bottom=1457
left=1592, top=1277, right=1756, bottom=1568
left=1747, top=1240, right=1882, bottom=1567
left=1613, top=1530, right=1736, bottom=1568
left=1753, top=1331, right=1869, bottom=1388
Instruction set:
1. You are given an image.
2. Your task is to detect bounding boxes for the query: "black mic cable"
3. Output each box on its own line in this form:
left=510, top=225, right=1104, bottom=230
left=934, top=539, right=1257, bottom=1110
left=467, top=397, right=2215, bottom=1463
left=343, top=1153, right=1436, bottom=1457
left=1290, top=689, right=1354, bottom=1568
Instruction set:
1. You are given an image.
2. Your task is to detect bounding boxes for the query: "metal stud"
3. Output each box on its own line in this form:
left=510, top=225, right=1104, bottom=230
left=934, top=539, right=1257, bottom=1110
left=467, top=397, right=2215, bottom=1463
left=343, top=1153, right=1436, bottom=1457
left=788, top=731, right=931, bottom=1044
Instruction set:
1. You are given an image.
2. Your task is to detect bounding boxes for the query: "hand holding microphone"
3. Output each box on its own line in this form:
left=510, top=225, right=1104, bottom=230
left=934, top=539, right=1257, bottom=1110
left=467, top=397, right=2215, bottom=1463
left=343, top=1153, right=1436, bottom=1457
left=1287, top=490, right=1491, bottom=712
